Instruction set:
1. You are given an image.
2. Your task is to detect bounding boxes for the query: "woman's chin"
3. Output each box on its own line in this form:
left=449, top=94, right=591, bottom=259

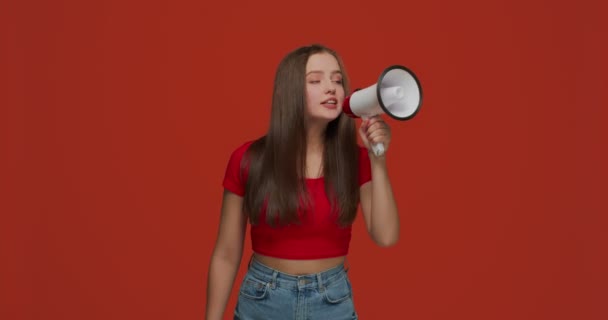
left=306, top=107, right=343, bottom=124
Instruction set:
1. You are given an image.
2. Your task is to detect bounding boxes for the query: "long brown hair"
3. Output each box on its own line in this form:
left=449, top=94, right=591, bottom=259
left=243, top=44, right=360, bottom=227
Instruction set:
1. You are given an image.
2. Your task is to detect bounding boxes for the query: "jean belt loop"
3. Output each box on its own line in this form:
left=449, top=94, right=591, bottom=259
left=316, top=272, right=324, bottom=292
left=271, top=270, right=278, bottom=289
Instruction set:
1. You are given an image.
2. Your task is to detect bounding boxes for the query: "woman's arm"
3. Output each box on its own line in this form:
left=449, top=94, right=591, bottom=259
left=358, top=116, right=400, bottom=247
left=205, top=190, right=248, bottom=320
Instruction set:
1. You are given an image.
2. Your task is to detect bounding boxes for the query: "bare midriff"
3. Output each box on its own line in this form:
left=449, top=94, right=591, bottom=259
left=252, top=253, right=346, bottom=275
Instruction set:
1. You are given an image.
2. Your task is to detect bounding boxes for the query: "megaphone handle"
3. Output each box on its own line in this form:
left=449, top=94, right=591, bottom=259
left=371, top=142, right=385, bottom=157
left=362, top=115, right=386, bottom=157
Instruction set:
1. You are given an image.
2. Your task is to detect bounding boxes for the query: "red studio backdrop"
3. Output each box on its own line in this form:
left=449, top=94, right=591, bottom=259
left=1, top=0, right=606, bottom=319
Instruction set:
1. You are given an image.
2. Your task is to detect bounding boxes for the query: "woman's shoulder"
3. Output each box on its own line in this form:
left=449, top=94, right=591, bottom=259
left=230, top=140, right=255, bottom=156
left=223, top=138, right=262, bottom=196
left=227, top=137, right=265, bottom=161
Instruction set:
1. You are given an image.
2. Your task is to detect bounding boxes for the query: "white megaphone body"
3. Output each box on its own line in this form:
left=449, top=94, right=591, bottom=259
left=343, top=65, right=422, bottom=156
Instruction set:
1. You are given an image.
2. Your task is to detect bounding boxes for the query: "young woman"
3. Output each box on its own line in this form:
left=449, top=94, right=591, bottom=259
left=205, top=44, right=399, bottom=320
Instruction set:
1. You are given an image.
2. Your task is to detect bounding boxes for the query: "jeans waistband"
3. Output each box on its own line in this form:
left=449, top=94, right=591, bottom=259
left=246, top=256, right=349, bottom=291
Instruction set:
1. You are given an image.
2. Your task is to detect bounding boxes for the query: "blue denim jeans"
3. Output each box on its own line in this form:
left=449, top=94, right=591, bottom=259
left=234, top=257, right=358, bottom=320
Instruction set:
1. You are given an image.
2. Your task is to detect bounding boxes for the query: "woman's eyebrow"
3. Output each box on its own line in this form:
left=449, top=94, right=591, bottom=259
left=306, top=70, right=342, bottom=76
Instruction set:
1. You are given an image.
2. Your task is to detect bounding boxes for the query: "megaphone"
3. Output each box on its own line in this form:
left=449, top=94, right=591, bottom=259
left=343, top=65, right=422, bottom=156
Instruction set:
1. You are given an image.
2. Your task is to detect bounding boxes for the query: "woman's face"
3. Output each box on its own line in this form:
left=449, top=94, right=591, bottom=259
left=304, top=52, right=345, bottom=124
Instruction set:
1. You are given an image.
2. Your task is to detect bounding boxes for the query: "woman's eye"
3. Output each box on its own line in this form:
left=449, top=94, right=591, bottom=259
left=309, top=80, right=320, bottom=84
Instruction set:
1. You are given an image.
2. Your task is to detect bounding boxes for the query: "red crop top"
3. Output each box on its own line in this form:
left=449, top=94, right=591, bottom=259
left=222, top=141, right=372, bottom=260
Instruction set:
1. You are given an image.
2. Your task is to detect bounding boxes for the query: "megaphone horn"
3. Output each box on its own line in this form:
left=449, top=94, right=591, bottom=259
left=343, top=65, right=423, bottom=156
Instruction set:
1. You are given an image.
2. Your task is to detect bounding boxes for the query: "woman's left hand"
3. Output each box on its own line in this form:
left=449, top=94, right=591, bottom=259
left=359, top=115, right=392, bottom=156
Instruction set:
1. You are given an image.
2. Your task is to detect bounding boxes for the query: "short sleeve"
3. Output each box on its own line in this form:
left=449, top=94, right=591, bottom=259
left=222, top=141, right=252, bottom=197
left=358, top=146, right=372, bottom=186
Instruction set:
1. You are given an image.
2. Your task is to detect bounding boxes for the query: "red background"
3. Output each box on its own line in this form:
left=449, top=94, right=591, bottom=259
left=1, top=0, right=606, bottom=319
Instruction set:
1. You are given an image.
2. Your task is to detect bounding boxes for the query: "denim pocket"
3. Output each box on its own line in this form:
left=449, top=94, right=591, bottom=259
left=239, top=275, right=270, bottom=300
left=323, top=275, right=352, bottom=304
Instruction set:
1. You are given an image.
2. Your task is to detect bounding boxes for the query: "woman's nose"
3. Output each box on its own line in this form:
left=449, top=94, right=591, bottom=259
left=324, top=82, right=337, bottom=94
